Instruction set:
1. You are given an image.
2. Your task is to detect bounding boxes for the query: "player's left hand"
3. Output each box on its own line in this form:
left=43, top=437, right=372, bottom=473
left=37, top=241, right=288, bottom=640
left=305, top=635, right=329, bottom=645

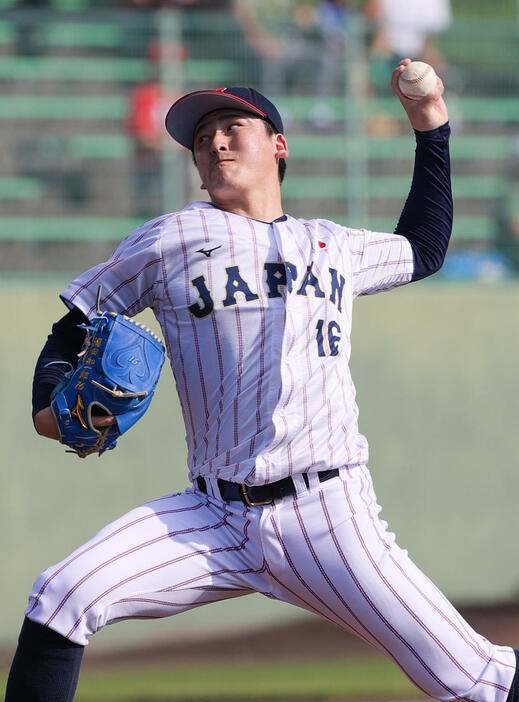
left=50, top=309, right=165, bottom=458
left=34, top=406, right=116, bottom=442
left=392, top=58, right=449, bottom=133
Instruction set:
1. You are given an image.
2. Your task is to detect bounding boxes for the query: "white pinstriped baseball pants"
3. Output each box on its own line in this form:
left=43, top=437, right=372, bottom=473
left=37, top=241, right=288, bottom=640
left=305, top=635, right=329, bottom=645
left=26, top=465, right=515, bottom=702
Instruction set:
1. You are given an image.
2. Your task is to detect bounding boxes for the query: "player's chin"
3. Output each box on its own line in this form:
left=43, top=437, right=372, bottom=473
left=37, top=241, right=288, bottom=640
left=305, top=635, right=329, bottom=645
left=209, top=160, right=236, bottom=178
left=209, top=177, right=243, bottom=197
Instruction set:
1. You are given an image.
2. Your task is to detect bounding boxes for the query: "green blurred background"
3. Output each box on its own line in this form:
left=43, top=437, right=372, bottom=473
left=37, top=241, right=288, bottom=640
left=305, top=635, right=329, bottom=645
left=2, top=0, right=519, bottom=658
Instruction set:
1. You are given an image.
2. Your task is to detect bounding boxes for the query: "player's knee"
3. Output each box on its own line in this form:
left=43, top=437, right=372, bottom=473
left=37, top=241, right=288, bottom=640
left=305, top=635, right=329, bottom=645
left=25, top=566, right=98, bottom=646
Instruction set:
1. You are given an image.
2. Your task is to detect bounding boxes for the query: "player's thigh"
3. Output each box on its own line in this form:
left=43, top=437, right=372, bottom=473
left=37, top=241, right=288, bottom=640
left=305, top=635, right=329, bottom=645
left=25, top=489, right=263, bottom=645
left=266, top=467, right=515, bottom=701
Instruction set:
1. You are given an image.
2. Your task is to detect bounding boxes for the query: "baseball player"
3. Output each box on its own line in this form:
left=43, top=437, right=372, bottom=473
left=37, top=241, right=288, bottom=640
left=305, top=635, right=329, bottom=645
left=5, top=59, right=519, bottom=702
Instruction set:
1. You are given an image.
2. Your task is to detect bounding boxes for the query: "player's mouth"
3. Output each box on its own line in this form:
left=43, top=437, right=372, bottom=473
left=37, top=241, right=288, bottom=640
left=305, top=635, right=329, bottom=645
left=211, top=157, right=235, bottom=169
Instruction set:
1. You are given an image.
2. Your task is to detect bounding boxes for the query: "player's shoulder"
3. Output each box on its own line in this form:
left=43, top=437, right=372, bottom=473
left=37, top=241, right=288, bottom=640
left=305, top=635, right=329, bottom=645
left=177, top=200, right=230, bottom=225
left=117, top=212, right=173, bottom=246
left=181, top=200, right=217, bottom=215
left=117, top=202, right=214, bottom=249
left=290, top=214, right=363, bottom=238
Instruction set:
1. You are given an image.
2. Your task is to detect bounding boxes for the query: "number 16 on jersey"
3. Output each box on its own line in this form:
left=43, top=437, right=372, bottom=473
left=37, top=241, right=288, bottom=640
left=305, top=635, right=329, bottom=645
left=315, top=319, right=341, bottom=357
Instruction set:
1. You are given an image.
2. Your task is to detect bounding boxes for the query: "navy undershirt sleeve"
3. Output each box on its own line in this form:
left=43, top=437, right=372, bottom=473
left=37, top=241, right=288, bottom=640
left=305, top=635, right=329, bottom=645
left=394, top=121, right=452, bottom=281
left=32, top=307, right=88, bottom=419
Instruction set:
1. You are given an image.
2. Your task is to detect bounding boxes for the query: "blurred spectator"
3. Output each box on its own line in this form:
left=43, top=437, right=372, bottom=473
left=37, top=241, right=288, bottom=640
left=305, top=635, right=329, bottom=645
left=233, top=0, right=319, bottom=96
left=126, top=80, right=163, bottom=216
left=126, top=0, right=235, bottom=215
left=308, top=0, right=352, bottom=127
left=315, top=0, right=351, bottom=95
left=317, top=0, right=350, bottom=46
left=126, top=41, right=183, bottom=217
left=366, top=0, right=452, bottom=91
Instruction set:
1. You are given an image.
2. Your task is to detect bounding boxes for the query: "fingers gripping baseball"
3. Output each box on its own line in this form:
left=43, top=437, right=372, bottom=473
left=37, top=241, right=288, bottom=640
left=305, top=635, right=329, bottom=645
left=392, top=58, right=449, bottom=132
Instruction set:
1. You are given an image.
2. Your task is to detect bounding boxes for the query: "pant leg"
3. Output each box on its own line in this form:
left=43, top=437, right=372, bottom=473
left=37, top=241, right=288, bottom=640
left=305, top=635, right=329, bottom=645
left=25, top=488, right=266, bottom=646
left=262, top=465, right=516, bottom=702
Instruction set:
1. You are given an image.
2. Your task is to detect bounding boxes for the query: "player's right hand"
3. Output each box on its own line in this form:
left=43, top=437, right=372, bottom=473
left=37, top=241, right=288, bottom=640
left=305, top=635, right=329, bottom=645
left=392, top=58, right=449, bottom=133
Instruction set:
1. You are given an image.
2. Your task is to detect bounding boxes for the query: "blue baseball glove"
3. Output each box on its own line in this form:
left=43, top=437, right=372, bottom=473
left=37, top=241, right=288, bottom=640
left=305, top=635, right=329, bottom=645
left=51, top=310, right=165, bottom=458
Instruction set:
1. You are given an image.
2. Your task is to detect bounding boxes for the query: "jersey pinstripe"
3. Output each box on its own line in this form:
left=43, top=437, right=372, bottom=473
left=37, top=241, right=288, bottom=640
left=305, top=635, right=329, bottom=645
left=61, top=201, right=414, bottom=485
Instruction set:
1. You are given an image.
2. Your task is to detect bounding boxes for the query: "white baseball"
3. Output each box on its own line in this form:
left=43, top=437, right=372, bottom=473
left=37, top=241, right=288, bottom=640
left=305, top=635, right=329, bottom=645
left=398, top=61, right=438, bottom=100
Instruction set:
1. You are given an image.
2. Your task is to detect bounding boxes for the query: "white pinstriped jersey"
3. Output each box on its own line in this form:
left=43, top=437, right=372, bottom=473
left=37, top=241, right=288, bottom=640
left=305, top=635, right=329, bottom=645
left=61, top=201, right=414, bottom=485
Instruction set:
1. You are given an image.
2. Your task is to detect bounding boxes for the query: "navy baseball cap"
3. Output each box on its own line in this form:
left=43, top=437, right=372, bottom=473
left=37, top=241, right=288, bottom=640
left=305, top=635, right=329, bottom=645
left=165, top=87, right=284, bottom=150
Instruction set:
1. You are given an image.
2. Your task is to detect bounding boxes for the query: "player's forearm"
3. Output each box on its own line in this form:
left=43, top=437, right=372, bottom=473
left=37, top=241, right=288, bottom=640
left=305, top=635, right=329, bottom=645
left=395, top=122, right=452, bottom=281
left=32, top=307, right=88, bottom=422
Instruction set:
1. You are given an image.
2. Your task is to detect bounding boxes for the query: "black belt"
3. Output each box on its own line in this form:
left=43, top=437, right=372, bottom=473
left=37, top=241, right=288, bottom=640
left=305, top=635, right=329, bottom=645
left=196, top=469, right=339, bottom=507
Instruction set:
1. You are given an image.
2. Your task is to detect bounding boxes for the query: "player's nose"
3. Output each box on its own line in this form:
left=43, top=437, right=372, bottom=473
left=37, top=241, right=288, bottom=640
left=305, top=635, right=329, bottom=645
left=210, top=131, right=229, bottom=153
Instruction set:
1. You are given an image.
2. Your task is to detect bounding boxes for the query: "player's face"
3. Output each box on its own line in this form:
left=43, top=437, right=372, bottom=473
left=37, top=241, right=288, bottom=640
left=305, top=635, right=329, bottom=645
left=192, top=109, right=287, bottom=202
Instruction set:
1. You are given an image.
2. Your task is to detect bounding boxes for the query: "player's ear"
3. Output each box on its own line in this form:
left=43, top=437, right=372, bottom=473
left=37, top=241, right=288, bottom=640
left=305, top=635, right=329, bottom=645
left=274, top=133, right=289, bottom=160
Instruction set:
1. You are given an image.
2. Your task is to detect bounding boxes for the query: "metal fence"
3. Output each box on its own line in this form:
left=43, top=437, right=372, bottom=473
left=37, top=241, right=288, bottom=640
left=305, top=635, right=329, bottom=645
left=1, top=8, right=519, bottom=278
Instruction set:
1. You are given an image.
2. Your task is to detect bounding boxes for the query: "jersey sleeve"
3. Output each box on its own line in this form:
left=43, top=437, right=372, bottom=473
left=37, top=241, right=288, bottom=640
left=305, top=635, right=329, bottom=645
left=347, top=227, right=414, bottom=297
left=60, top=216, right=167, bottom=319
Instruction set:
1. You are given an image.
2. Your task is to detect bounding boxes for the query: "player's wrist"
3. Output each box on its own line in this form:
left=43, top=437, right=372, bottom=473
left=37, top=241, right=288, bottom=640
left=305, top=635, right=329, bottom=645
left=414, top=121, right=450, bottom=137
left=407, top=108, right=449, bottom=133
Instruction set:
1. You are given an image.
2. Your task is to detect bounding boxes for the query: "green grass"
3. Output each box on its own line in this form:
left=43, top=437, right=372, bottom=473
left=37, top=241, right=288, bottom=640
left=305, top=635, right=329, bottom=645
left=0, top=655, right=422, bottom=701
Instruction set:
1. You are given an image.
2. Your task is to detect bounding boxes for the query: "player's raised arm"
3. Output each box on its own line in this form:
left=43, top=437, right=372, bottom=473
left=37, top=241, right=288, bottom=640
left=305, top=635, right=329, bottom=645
left=387, top=58, right=453, bottom=281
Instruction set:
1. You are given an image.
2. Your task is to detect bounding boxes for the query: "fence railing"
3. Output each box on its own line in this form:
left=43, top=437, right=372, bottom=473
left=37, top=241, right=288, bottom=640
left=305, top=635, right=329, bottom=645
left=1, top=8, right=519, bottom=275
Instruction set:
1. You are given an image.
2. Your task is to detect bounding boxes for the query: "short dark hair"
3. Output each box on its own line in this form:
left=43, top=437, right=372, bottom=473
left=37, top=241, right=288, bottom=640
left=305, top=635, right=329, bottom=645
left=191, top=117, right=287, bottom=184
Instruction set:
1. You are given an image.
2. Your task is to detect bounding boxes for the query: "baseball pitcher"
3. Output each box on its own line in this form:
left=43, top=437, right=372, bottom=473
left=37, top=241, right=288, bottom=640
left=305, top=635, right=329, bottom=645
left=5, top=60, right=519, bottom=702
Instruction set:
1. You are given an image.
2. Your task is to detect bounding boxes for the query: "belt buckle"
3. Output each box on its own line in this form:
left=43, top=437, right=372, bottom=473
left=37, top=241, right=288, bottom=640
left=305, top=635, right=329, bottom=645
left=240, top=483, right=273, bottom=507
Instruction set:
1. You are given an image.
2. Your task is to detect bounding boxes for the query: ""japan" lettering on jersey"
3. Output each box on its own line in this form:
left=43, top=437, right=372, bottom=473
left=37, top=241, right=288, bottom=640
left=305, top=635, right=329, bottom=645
left=61, top=201, right=413, bottom=485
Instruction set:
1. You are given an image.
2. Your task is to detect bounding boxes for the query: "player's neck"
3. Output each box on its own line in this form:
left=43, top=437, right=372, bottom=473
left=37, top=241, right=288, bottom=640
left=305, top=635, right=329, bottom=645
left=209, top=189, right=284, bottom=224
